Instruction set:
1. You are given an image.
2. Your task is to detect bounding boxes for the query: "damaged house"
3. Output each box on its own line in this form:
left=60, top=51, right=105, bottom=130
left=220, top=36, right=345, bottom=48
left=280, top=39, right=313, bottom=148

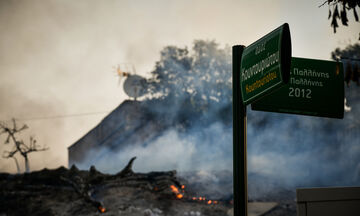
left=68, top=99, right=170, bottom=167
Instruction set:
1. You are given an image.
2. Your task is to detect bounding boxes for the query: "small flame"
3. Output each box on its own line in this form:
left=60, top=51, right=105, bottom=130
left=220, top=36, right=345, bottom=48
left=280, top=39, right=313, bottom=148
left=169, top=184, right=219, bottom=204
left=191, top=196, right=219, bottom=204
left=98, top=206, right=106, bottom=213
left=170, top=185, right=183, bottom=199
left=170, top=185, right=180, bottom=193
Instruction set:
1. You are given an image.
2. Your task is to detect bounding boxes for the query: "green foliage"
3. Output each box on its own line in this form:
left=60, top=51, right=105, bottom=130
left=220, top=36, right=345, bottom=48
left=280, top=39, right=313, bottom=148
left=147, top=40, right=231, bottom=106
left=331, top=43, right=360, bottom=86
left=322, top=0, right=360, bottom=33
left=147, top=46, right=193, bottom=98
left=331, top=43, right=360, bottom=59
left=145, top=40, right=232, bottom=127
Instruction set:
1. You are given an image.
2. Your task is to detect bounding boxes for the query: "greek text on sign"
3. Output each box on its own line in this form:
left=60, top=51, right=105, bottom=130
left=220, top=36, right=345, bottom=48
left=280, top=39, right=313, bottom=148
left=251, top=57, right=344, bottom=119
left=240, top=23, right=291, bottom=105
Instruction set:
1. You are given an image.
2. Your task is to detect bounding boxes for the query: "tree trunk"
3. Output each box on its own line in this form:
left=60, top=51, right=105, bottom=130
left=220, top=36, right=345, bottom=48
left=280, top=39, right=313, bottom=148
left=12, top=157, right=21, bottom=174
left=24, top=155, right=30, bottom=173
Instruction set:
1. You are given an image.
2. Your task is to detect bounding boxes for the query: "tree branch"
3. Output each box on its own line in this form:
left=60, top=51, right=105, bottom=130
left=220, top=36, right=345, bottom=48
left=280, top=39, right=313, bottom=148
left=319, top=1, right=328, bottom=8
left=3, top=149, right=18, bottom=158
left=0, top=119, right=49, bottom=172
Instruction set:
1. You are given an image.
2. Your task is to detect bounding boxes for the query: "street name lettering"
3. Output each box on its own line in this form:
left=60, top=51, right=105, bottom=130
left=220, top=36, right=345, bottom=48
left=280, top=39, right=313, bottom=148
left=241, top=50, right=280, bottom=82
left=240, top=23, right=291, bottom=105
left=251, top=57, right=344, bottom=119
left=232, top=24, right=345, bottom=216
left=245, top=71, right=278, bottom=93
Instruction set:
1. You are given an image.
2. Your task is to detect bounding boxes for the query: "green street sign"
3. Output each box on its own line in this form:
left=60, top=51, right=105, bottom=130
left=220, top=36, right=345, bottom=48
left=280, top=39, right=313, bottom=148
left=240, top=23, right=291, bottom=105
left=251, top=57, right=344, bottom=119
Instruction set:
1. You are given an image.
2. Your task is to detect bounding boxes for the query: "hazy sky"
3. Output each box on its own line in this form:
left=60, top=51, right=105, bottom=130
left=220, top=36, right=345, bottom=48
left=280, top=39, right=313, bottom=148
left=0, top=0, right=359, bottom=173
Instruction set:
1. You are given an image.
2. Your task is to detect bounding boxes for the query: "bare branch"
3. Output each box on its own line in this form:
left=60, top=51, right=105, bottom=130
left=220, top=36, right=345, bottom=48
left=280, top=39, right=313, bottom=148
left=2, top=148, right=18, bottom=159
left=5, top=134, right=11, bottom=144
left=0, top=122, right=8, bottom=134
left=1, top=118, right=49, bottom=172
left=319, top=0, right=328, bottom=8
left=32, top=146, right=48, bottom=152
left=25, top=136, right=48, bottom=153
left=12, top=118, right=16, bottom=130
left=18, top=124, right=28, bottom=133
left=19, top=142, right=28, bottom=153
left=319, top=0, right=338, bottom=8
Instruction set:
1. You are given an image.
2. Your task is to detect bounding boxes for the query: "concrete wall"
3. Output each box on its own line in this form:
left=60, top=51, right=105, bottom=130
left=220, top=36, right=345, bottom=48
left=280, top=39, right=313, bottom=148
left=297, top=187, right=360, bottom=216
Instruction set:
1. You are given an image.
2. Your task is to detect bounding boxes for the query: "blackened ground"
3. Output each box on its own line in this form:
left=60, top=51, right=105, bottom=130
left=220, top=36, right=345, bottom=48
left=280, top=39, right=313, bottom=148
left=262, top=201, right=297, bottom=216
left=0, top=164, right=231, bottom=216
left=0, top=158, right=298, bottom=216
left=180, top=170, right=297, bottom=216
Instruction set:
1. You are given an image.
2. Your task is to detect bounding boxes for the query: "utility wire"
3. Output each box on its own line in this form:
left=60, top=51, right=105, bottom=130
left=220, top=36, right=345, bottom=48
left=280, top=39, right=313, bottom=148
left=10, top=111, right=110, bottom=122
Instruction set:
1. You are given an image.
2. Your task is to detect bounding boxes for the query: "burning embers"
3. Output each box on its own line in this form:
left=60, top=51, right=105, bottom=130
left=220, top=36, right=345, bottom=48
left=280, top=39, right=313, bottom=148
left=1, top=156, right=235, bottom=216
left=192, top=196, right=219, bottom=205
left=98, top=206, right=106, bottom=213
left=192, top=197, right=219, bottom=205
left=169, top=184, right=219, bottom=205
left=170, top=185, right=184, bottom=199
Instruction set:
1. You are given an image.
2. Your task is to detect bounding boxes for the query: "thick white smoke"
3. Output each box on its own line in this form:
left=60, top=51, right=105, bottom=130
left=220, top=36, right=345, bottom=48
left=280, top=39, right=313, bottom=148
left=75, top=42, right=360, bottom=199
left=77, top=122, right=233, bottom=173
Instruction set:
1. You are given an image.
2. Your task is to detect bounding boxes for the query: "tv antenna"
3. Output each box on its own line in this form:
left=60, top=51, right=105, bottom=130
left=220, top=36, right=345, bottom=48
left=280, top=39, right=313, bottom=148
left=113, top=63, right=148, bottom=101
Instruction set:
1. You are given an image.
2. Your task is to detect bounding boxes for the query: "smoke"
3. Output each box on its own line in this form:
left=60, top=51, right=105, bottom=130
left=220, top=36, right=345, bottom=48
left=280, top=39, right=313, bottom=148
left=0, top=0, right=138, bottom=173
left=77, top=122, right=232, bottom=173
left=74, top=41, right=360, bottom=200
left=247, top=84, right=360, bottom=189
left=78, top=100, right=360, bottom=199
left=2, top=0, right=360, bottom=201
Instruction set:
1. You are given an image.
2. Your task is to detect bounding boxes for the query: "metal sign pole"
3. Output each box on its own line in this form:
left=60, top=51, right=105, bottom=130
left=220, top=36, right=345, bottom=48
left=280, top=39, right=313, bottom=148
left=233, top=45, right=247, bottom=216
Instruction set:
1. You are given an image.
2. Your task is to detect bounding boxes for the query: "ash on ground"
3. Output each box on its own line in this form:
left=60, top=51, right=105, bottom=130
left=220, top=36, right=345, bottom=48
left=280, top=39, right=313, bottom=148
left=0, top=158, right=230, bottom=216
left=0, top=158, right=296, bottom=216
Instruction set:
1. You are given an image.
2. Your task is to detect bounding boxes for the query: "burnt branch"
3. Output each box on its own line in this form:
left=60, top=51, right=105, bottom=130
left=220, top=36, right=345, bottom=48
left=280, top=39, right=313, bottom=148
left=2, top=147, right=18, bottom=159
left=0, top=119, right=48, bottom=172
left=116, top=156, right=136, bottom=177
left=26, top=136, right=48, bottom=154
left=60, top=176, right=105, bottom=213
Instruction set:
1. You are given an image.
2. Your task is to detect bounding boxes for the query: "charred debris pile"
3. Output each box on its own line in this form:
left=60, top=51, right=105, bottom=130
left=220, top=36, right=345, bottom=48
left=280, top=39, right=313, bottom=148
left=0, top=157, right=233, bottom=216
